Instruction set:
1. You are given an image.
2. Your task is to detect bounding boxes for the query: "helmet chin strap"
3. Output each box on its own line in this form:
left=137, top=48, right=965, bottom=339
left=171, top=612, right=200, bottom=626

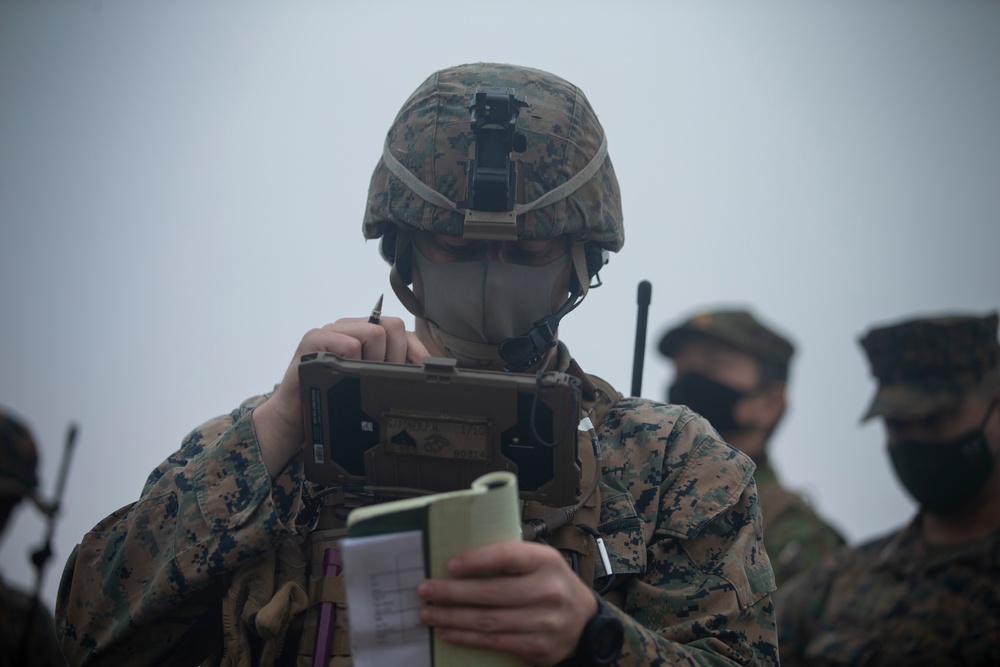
left=389, top=239, right=591, bottom=373
left=424, top=321, right=506, bottom=367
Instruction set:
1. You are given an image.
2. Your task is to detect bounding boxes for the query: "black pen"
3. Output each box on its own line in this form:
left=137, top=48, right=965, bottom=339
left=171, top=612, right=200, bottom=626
left=368, top=294, right=383, bottom=324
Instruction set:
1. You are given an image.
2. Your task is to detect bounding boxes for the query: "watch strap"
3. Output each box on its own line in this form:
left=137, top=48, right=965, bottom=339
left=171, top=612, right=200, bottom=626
left=559, top=590, right=624, bottom=667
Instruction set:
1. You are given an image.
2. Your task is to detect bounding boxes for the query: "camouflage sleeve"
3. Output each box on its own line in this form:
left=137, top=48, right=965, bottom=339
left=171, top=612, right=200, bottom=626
left=55, top=395, right=306, bottom=666
left=598, top=401, right=779, bottom=666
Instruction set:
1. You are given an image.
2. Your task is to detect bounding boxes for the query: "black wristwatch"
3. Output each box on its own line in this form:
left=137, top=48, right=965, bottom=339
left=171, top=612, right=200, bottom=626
left=561, top=591, right=624, bottom=666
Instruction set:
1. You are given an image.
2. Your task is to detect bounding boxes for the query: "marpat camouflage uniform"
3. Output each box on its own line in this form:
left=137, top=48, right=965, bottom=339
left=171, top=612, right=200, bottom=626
left=753, top=462, right=845, bottom=586
left=775, top=312, right=1000, bottom=665
left=775, top=519, right=1000, bottom=665
left=55, top=345, right=779, bottom=666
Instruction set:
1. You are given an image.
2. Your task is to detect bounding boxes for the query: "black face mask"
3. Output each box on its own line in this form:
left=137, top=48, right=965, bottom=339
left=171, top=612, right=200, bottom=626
left=888, top=400, right=997, bottom=514
left=668, top=373, right=746, bottom=435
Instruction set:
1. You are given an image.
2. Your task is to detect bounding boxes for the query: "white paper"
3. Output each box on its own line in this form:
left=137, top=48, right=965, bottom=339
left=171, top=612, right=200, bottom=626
left=341, top=530, right=431, bottom=667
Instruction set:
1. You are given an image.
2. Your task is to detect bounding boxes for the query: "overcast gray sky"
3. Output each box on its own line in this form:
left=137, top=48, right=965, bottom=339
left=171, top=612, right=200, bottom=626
left=2, top=1, right=999, bottom=611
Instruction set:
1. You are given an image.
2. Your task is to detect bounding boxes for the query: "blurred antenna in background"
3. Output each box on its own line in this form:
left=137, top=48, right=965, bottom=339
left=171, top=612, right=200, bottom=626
left=18, top=422, right=78, bottom=663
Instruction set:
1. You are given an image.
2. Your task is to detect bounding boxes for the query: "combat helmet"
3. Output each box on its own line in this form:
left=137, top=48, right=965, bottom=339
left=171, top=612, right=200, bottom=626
left=363, top=63, right=623, bottom=371
left=0, top=410, right=39, bottom=503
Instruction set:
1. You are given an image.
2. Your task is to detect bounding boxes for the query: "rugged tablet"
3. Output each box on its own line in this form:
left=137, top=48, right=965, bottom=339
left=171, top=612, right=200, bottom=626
left=298, top=354, right=582, bottom=506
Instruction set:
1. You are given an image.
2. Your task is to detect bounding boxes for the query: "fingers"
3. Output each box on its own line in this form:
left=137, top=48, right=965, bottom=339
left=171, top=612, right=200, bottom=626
left=418, top=591, right=579, bottom=667
left=381, top=317, right=409, bottom=362
left=309, top=319, right=382, bottom=361
left=419, top=574, right=557, bottom=619
left=422, top=617, right=564, bottom=665
left=405, top=331, right=431, bottom=365
left=317, top=316, right=416, bottom=363
left=255, top=315, right=417, bottom=475
left=447, top=540, right=560, bottom=578
left=414, top=542, right=596, bottom=664
left=421, top=600, right=555, bottom=634
left=305, top=318, right=428, bottom=365
left=417, top=546, right=566, bottom=611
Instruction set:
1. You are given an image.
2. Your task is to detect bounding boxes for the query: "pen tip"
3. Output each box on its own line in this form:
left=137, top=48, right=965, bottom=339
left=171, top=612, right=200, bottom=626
left=374, top=294, right=383, bottom=310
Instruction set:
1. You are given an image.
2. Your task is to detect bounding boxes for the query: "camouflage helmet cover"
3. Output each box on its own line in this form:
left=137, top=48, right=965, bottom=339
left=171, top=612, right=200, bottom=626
left=363, top=63, right=624, bottom=251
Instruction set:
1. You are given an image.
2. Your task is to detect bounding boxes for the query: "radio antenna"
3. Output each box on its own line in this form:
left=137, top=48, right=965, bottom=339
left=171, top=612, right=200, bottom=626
left=18, top=422, right=78, bottom=663
left=630, top=281, right=652, bottom=397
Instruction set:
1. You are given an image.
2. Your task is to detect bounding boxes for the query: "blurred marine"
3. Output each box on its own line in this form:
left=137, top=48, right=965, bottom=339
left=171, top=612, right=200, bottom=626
left=0, top=410, right=67, bottom=667
left=658, top=308, right=845, bottom=585
left=776, top=312, right=1000, bottom=665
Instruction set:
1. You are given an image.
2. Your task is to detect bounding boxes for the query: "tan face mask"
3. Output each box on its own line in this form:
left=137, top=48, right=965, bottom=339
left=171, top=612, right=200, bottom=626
left=413, top=245, right=570, bottom=347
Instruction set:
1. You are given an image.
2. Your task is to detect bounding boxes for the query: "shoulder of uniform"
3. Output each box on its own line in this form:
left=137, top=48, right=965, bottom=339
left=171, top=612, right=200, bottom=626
left=791, top=528, right=896, bottom=583
left=602, top=397, right=756, bottom=540
left=601, top=395, right=706, bottom=433
left=144, top=393, right=272, bottom=492
left=853, top=526, right=906, bottom=555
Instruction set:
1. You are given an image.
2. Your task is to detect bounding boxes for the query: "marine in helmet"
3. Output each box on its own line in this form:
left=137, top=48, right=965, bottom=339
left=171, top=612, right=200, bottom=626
left=1, top=410, right=67, bottom=666
left=775, top=312, right=1000, bottom=665
left=658, top=308, right=845, bottom=585
left=56, top=64, right=778, bottom=666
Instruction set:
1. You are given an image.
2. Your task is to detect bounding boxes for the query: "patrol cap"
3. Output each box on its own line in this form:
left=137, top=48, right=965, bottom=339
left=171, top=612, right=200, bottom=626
left=658, top=308, right=795, bottom=380
left=0, top=409, right=39, bottom=498
left=859, top=311, right=1000, bottom=421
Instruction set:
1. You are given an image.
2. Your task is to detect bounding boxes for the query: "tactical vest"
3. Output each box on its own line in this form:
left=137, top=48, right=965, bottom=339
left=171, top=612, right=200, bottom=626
left=219, top=365, right=623, bottom=667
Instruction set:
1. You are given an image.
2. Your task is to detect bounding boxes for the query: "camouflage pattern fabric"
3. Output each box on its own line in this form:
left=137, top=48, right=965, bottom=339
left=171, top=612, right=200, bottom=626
left=362, top=63, right=624, bottom=251
left=753, top=462, right=845, bottom=586
left=0, top=575, right=67, bottom=667
left=774, top=517, right=1000, bottom=666
left=55, top=345, right=778, bottom=666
